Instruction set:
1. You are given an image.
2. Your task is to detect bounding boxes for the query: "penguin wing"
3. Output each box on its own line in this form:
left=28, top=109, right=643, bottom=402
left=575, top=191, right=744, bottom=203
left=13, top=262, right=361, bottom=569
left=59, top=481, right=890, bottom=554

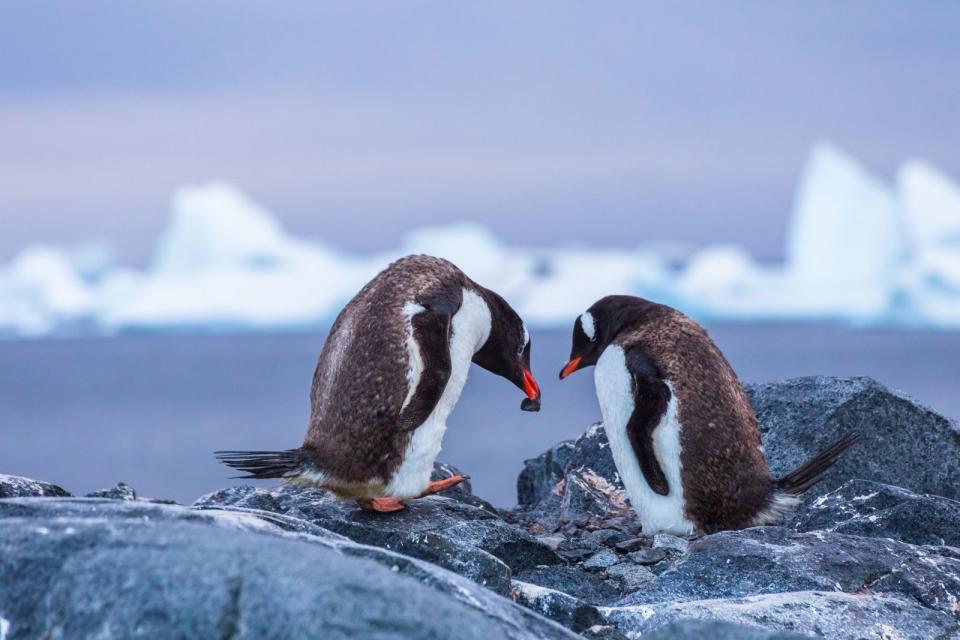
left=625, top=347, right=671, bottom=496
left=397, top=307, right=454, bottom=432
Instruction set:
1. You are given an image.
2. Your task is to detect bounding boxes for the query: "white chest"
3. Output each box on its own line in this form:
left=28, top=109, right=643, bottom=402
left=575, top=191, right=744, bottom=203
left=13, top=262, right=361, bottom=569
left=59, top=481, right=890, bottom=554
left=386, top=288, right=491, bottom=498
left=594, top=346, right=694, bottom=535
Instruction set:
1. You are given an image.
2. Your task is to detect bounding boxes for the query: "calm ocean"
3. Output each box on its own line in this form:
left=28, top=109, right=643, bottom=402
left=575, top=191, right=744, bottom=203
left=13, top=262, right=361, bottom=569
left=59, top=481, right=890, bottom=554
left=2, top=325, right=957, bottom=507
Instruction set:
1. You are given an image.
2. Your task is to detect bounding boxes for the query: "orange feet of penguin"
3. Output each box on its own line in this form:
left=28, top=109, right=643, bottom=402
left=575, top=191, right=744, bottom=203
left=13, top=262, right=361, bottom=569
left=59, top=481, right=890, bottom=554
left=356, top=496, right=406, bottom=512
left=422, top=474, right=469, bottom=495
left=355, top=476, right=468, bottom=512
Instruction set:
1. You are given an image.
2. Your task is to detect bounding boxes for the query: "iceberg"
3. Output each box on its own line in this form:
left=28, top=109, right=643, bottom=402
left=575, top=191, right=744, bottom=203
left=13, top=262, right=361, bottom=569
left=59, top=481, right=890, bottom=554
left=1, top=142, right=960, bottom=337
left=892, top=161, right=960, bottom=327
left=518, top=248, right=671, bottom=325
left=0, top=246, right=95, bottom=336
left=674, top=144, right=917, bottom=323
left=100, top=182, right=374, bottom=332
left=782, top=142, right=906, bottom=319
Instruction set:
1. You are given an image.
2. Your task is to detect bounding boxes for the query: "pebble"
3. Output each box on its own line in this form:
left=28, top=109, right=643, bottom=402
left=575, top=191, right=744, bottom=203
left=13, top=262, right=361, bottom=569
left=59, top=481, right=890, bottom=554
left=535, top=534, right=566, bottom=550
left=652, top=533, right=689, bottom=553
left=605, top=562, right=655, bottom=590
left=613, top=537, right=647, bottom=553
left=627, top=547, right=667, bottom=565
left=582, top=548, right=620, bottom=570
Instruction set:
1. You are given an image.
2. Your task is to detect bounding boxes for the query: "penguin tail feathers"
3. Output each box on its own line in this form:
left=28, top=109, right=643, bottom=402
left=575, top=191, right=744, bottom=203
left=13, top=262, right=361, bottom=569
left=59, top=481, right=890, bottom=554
left=774, top=433, right=861, bottom=496
left=215, top=448, right=308, bottom=480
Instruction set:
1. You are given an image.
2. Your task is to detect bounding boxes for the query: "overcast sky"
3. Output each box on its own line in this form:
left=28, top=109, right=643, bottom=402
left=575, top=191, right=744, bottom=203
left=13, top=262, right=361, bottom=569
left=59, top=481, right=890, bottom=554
left=1, top=1, right=958, bottom=264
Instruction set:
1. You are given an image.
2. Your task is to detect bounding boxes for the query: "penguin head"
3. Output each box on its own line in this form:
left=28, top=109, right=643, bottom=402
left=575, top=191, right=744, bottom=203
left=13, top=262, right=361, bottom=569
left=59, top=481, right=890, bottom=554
left=560, top=295, right=645, bottom=379
left=472, top=290, right=541, bottom=412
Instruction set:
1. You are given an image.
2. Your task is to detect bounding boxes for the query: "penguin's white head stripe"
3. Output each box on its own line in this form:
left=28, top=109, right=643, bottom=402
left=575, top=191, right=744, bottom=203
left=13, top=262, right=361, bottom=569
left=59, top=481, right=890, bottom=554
left=519, top=322, right=530, bottom=355
left=580, top=312, right=596, bottom=341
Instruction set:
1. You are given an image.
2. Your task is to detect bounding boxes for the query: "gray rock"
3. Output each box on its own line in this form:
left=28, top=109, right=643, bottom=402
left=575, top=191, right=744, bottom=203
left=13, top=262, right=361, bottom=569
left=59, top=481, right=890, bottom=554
left=581, top=528, right=630, bottom=548
left=605, top=591, right=957, bottom=639
left=605, top=563, right=654, bottom=591
left=652, top=533, right=689, bottom=553
left=511, top=581, right=604, bottom=632
left=0, top=497, right=577, bottom=640
left=617, top=526, right=960, bottom=616
left=513, top=565, right=621, bottom=605
left=628, top=547, right=666, bottom=565
left=748, top=376, right=960, bottom=500
left=195, top=482, right=560, bottom=595
left=580, top=624, right=629, bottom=639
left=535, top=533, right=566, bottom=550
left=514, top=424, right=632, bottom=529
left=86, top=482, right=137, bottom=501
left=637, top=619, right=808, bottom=639
left=517, top=438, right=579, bottom=508
left=614, top=537, right=647, bottom=553
left=0, top=474, right=69, bottom=498
left=583, top=549, right=620, bottom=570
left=790, top=479, right=960, bottom=547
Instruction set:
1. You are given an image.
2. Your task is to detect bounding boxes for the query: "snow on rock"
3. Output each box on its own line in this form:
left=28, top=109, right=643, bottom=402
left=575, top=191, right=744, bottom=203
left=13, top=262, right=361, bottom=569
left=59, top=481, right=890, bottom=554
left=2, top=142, right=960, bottom=337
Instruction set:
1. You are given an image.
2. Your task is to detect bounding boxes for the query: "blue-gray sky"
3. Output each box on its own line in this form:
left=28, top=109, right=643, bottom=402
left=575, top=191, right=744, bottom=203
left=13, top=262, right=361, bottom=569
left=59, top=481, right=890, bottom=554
left=1, top=1, right=958, bottom=264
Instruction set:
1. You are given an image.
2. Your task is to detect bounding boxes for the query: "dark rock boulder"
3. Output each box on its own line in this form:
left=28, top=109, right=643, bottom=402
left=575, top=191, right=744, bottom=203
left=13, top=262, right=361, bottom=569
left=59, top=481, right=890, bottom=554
left=616, top=526, right=960, bottom=617
left=514, top=424, right=632, bottom=531
left=0, top=497, right=577, bottom=640
left=749, top=376, right=960, bottom=500
left=513, top=564, right=622, bottom=607
left=789, top=479, right=960, bottom=547
left=0, top=474, right=69, bottom=498
left=510, top=580, right=604, bottom=633
left=195, top=469, right=561, bottom=596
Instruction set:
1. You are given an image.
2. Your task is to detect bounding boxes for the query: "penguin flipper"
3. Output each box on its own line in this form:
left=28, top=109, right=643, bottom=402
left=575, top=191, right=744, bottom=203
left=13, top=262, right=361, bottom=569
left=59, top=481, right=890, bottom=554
left=397, top=309, right=452, bottom=432
left=625, top=349, right=671, bottom=496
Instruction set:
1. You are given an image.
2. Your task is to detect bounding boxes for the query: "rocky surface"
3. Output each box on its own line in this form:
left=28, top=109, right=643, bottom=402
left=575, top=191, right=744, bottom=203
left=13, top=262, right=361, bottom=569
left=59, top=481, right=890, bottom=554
left=605, top=592, right=956, bottom=639
left=0, top=474, right=70, bottom=499
left=789, top=479, right=960, bottom=547
left=2, top=376, right=959, bottom=639
left=194, top=469, right=561, bottom=596
left=749, top=376, right=960, bottom=500
left=0, top=498, right=575, bottom=640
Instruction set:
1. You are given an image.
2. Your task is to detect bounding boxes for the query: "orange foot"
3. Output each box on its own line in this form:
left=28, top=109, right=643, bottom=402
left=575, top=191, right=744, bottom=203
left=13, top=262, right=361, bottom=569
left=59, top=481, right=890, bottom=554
left=423, top=474, right=469, bottom=495
left=356, top=496, right=406, bottom=512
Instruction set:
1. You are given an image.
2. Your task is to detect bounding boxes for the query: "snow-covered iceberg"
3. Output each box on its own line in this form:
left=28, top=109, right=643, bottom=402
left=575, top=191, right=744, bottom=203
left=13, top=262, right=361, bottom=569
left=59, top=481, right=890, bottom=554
left=2, top=142, right=959, bottom=337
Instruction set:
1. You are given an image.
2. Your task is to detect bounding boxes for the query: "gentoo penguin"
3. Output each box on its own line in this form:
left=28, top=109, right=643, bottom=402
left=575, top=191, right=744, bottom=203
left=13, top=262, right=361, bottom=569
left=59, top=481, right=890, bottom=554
left=559, top=295, right=857, bottom=535
left=217, top=255, right=541, bottom=512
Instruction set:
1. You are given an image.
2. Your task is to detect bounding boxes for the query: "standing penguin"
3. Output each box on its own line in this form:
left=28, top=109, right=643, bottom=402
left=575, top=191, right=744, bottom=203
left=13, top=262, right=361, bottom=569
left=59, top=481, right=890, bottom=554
left=559, top=295, right=856, bottom=535
left=218, top=255, right=541, bottom=512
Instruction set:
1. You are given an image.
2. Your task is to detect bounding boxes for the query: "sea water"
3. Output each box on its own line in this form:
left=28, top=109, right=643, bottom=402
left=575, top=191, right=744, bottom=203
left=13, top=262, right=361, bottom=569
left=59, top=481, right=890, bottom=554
left=1, top=325, right=957, bottom=507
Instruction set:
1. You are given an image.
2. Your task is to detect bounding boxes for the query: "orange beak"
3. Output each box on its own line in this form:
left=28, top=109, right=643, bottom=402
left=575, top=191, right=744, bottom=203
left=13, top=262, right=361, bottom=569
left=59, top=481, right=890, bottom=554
left=522, top=368, right=541, bottom=400
left=559, top=356, right=582, bottom=379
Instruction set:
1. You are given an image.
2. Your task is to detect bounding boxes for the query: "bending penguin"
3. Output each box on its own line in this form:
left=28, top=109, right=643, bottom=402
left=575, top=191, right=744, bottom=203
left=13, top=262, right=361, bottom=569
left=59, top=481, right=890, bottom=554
left=559, top=295, right=857, bottom=535
left=218, top=255, right=541, bottom=512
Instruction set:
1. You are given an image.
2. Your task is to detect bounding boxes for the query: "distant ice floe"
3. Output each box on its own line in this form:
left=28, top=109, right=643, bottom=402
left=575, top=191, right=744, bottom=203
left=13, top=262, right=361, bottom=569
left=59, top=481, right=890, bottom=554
left=2, top=142, right=960, bottom=337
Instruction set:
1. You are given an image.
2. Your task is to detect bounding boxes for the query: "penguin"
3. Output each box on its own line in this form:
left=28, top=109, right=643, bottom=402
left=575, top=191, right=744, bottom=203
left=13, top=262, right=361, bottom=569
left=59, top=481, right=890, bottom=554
left=217, top=254, right=541, bottom=512
left=559, top=295, right=857, bottom=535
